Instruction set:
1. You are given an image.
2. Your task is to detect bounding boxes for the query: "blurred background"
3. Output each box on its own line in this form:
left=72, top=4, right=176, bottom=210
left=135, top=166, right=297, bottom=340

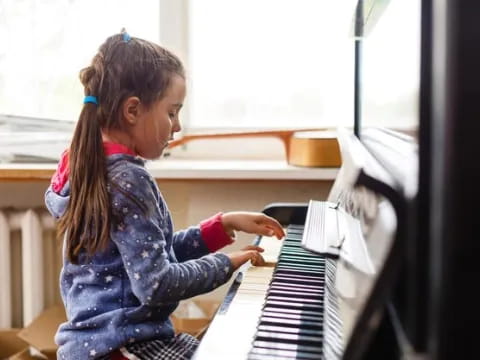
left=0, top=0, right=419, bottom=162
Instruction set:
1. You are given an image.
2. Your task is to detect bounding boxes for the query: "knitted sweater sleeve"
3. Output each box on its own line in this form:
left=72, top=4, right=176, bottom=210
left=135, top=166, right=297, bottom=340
left=108, top=166, right=234, bottom=305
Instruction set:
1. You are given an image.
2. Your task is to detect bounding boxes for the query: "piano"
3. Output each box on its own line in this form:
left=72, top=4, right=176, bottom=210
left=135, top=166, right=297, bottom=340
left=193, top=0, right=480, bottom=358
left=193, top=128, right=418, bottom=360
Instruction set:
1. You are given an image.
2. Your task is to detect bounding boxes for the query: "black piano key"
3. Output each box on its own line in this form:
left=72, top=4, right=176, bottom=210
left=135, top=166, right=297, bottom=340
left=249, top=346, right=322, bottom=360
left=273, top=275, right=325, bottom=286
left=276, top=270, right=323, bottom=277
left=269, top=283, right=324, bottom=295
left=264, top=299, right=323, bottom=312
left=257, top=324, right=323, bottom=337
left=279, top=254, right=323, bottom=261
left=281, top=244, right=317, bottom=252
left=275, top=266, right=325, bottom=276
left=252, top=340, right=323, bottom=354
left=281, top=243, right=315, bottom=250
left=262, top=306, right=324, bottom=319
left=277, top=260, right=324, bottom=267
left=266, top=296, right=323, bottom=306
left=267, top=289, right=322, bottom=299
left=274, top=271, right=324, bottom=280
left=272, top=273, right=322, bottom=280
left=262, top=310, right=323, bottom=323
left=285, top=231, right=303, bottom=237
left=276, top=266, right=324, bottom=273
left=270, top=281, right=325, bottom=296
left=248, top=353, right=298, bottom=360
left=255, top=330, right=323, bottom=345
left=276, top=262, right=325, bottom=271
left=286, top=228, right=302, bottom=232
left=282, top=240, right=304, bottom=246
left=260, top=316, right=323, bottom=330
left=282, top=243, right=307, bottom=249
left=277, top=257, right=324, bottom=265
left=270, top=280, right=323, bottom=292
left=280, top=251, right=319, bottom=258
left=269, top=284, right=323, bottom=294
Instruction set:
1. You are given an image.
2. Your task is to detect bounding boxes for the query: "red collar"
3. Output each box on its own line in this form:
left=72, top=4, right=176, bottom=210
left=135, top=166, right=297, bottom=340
left=103, top=142, right=136, bottom=156
left=51, top=142, right=135, bottom=193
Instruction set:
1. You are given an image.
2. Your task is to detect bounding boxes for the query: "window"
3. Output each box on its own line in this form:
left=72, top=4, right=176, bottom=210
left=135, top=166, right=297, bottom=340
left=0, top=0, right=420, bottom=162
left=188, top=0, right=356, bottom=129
left=361, top=0, right=420, bottom=128
left=0, top=0, right=160, bottom=122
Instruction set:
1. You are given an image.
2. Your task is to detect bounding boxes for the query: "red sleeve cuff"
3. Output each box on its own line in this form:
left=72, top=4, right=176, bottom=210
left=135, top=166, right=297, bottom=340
left=51, top=150, right=69, bottom=193
left=200, top=212, right=235, bottom=252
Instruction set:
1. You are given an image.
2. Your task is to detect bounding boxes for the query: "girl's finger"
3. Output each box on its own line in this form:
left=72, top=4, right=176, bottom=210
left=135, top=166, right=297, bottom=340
left=251, top=252, right=265, bottom=266
left=242, top=245, right=265, bottom=252
left=256, top=215, right=285, bottom=239
left=250, top=223, right=276, bottom=237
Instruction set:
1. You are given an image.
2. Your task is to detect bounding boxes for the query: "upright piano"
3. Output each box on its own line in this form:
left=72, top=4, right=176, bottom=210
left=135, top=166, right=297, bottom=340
left=193, top=0, right=480, bottom=357
left=193, top=128, right=417, bottom=360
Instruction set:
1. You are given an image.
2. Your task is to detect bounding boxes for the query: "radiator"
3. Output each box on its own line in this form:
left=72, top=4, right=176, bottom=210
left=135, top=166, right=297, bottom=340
left=0, top=208, right=59, bottom=328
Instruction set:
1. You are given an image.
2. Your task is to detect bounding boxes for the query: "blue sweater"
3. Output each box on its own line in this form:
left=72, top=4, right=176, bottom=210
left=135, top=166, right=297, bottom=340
left=45, top=153, right=234, bottom=359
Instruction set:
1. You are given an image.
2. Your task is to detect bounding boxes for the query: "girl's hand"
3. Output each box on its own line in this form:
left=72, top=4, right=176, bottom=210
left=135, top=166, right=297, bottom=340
left=221, top=212, right=285, bottom=240
left=227, top=245, right=265, bottom=270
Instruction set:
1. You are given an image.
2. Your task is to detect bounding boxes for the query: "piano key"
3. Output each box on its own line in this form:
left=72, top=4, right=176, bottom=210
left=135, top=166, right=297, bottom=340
left=280, top=250, right=318, bottom=258
left=275, top=261, right=325, bottom=272
left=270, top=280, right=324, bottom=292
left=283, top=245, right=319, bottom=251
left=264, top=299, right=323, bottom=312
left=262, top=306, right=324, bottom=319
left=274, top=273, right=324, bottom=282
left=266, top=296, right=323, bottom=307
left=261, top=310, right=323, bottom=323
left=248, top=353, right=297, bottom=360
left=274, top=270, right=324, bottom=280
left=279, top=254, right=323, bottom=261
left=268, top=283, right=324, bottom=294
left=276, top=261, right=324, bottom=268
left=267, top=289, right=323, bottom=299
left=252, top=340, right=323, bottom=354
left=255, top=330, right=323, bottom=344
left=257, top=324, right=323, bottom=337
left=285, top=230, right=303, bottom=236
left=260, top=316, right=322, bottom=329
left=277, top=261, right=323, bottom=268
left=249, top=346, right=322, bottom=360
left=273, top=275, right=325, bottom=285
left=276, top=265, right=324, bottom=273
left=259, top=322, right=322, bottom=333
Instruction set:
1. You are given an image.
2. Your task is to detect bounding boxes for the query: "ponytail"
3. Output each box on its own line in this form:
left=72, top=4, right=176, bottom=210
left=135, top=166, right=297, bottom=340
left=58, top=103, right=110, bottom=264
left=57, top=31, right=185, bottom=263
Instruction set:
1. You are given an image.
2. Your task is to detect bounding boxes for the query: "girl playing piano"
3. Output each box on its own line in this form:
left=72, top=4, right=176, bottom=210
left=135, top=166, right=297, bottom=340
left=45, top=30, right=284, bottom=360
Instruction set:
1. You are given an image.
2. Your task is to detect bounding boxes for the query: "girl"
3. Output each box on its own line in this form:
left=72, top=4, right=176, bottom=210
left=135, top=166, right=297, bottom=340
left=45, top=30, right=284, bottom=360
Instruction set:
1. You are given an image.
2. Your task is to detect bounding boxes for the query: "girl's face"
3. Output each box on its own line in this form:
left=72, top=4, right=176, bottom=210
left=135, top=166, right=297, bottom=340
left=131, top=75, right=186, bottom=159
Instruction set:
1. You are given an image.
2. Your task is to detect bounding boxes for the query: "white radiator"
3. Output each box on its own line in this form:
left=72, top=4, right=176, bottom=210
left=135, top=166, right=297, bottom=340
left=0, top=208, right=58, bottom=328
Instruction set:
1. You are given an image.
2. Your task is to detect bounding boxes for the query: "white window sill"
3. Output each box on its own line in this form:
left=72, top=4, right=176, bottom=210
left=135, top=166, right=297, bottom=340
left=0, top=159, right=338, bottom=181
left=146, top=159, right=338, bottom=180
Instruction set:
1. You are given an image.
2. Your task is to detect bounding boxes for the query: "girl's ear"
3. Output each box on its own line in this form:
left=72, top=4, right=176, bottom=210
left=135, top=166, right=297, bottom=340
left=122, top=96, right=142, bottom=126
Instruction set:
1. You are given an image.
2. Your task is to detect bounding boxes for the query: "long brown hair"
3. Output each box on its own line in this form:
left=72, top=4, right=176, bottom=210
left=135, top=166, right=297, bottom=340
left=59, top=32, right=184, bottom=264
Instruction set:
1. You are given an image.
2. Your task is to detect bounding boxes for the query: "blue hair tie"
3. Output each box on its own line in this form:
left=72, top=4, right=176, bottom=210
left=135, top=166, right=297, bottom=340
left=84, top=96, right=98, bottom=105
left=122, top=31, right=131, bottom=43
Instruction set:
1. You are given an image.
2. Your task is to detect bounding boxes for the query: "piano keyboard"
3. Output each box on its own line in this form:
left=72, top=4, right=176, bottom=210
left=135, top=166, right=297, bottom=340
left=247, top=225, right=326, bottom=360
left=194, top=225, right=339, bottom=360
